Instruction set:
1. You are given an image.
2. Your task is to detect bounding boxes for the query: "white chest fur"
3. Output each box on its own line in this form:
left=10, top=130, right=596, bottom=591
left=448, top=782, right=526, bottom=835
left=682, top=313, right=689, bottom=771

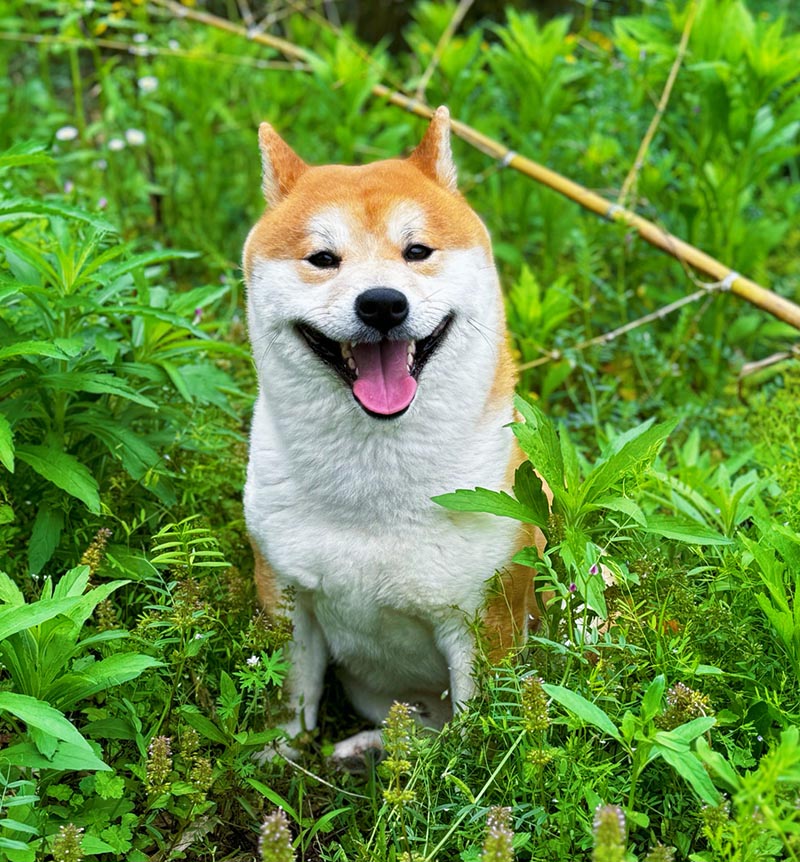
left=244, top=333, right=519, bottom=720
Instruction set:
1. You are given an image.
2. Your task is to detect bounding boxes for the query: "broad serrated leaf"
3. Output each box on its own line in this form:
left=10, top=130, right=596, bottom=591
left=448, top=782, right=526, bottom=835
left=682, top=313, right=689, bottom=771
left=541, top=684, right=622, bottom=741
left=40, top=372, right=158, bottom=408
left=0, top=198, right=116, bottom=231
left=646, top=515, right=733, bottom=545
left=48, top=654, right=161, bottom=710
left=582, top=418, right=677, bottom=503
left=512, top=396, right=565, bottom=495
left=512, top=461, right=550, bottom=525
left=15, top=445, right=100, bottom=512
left=0, top=340, right=70, bottom=361
left=432, top=487, right=547, bottom=527
left=592, top=495, right=647, bottom=526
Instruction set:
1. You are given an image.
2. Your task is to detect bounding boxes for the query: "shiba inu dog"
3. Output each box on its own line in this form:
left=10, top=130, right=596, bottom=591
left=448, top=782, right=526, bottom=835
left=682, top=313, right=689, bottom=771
left=243, top=107, right=545, bottom=761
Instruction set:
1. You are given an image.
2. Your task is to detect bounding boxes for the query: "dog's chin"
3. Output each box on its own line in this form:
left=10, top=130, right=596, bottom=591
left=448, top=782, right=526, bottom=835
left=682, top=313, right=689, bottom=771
left=296, top=316, right=453, bottom=420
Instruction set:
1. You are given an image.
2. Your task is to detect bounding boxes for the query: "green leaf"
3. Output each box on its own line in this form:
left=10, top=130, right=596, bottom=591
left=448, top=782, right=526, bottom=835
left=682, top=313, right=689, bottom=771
left=592, top=495, right=646, bottom=527
left=582, top=418, right=677, bottom=503
left=177, top=707, right=228, bottom=745
left=0, top=412, right=14, bottom=472
left=15, top=445, right=100, bottom=513
left=640, top=674, right=665, bottom=722
left=40, top=373, right=158, bottom=409
left=0, top=596, right=83, bottom=640
left=28, top=504, right=64, bottom=575
left=0, top=572, right=25, bottom=605
left=512, top=396, right=565, bottom=495
left=695, top=738, right=742, bottom=792
left=541, top=684, right=622, bottom=741
left=48, top=654, right=162, bottom=709
left=432, top=487, right=547, bottom=527
left=646, top=516, right=733, bottom=545
left=512, top=462, right=551, bottom=526
left=0, top=740, right=109, bottom=772
left=0, top=141, right=55, bottom=171
left=81, top=834, right=117, bottom=855
left=0, top=693, right=92, bottom=751
left=0, top=197, right=115, bottom=232
left=656, top=745, right=721, bottom=805
left=0, top=340, right=70, bottom=361
left=664, top=716, right=716, bottom=744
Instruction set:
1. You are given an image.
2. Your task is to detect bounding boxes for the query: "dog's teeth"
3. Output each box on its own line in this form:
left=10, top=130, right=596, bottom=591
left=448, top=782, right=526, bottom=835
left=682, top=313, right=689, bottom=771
left=347, top=357, right=356, bottom=371
left=341, top=342, right=352, bottom=359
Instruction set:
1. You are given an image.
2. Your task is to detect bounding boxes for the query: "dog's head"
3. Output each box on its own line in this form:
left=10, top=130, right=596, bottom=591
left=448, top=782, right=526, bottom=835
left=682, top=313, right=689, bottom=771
left=243, top=107, right=511, bottom=423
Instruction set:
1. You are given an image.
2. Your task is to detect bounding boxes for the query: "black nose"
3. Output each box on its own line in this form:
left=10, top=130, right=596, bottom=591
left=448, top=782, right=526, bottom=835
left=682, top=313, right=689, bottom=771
left=355, top=287, right=409, bottom=334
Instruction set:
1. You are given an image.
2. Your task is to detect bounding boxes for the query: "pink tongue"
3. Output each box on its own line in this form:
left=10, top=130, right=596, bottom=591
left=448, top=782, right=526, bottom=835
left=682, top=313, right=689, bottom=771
left=352, top=340, right=417, bottom=416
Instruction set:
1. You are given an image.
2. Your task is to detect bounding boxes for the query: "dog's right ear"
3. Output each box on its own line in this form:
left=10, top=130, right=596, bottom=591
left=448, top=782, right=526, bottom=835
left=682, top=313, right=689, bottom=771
left=258, top=123, right=307, bottom=207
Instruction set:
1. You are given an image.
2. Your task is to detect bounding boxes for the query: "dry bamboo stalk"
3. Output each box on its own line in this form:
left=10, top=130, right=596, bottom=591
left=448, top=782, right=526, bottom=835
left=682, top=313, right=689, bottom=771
left=414, top=0, right=476, bottom=101
left=617, top=0, right=698, bottom=207
left=149, top=0, right=800, bottom=331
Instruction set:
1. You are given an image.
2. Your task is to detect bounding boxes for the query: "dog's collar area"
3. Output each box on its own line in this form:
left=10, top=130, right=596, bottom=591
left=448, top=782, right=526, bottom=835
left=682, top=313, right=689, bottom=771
left=295, top=315, right=453, bottom=418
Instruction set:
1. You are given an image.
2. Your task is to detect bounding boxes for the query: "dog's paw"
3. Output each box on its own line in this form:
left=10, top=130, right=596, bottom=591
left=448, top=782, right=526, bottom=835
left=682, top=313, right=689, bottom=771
left=329, top=729, right=385, bottom=772
left=253, top=737, right=301, bottom=765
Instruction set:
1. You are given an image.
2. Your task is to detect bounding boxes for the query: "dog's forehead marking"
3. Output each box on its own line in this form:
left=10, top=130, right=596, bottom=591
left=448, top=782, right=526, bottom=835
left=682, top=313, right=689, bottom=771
left=385, top=201, right=427, bottom=246
left=306, top=205, right=353, bottom=250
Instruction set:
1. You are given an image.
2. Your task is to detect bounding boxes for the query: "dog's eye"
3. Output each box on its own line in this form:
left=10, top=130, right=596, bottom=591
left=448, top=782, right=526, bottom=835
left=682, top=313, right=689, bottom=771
left=306, top=251, right=340, bottom=269
left=403, top=244, right=434, bottom=262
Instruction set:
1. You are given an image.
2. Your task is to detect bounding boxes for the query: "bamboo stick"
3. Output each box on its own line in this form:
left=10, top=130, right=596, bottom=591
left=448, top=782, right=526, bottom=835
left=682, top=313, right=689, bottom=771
left=149, top=0, right=800, bottom=331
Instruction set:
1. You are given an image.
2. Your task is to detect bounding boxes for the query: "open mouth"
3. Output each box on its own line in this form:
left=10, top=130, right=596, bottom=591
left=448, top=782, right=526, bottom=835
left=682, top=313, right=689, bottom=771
left=296, top=316, right=453, bottom=419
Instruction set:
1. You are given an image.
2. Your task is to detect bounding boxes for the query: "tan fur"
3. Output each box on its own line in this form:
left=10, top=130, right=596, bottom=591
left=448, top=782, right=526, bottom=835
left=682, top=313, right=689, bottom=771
left=243, top=160, right=491, bottom=283
left=250, top=537, right=278, bottom=610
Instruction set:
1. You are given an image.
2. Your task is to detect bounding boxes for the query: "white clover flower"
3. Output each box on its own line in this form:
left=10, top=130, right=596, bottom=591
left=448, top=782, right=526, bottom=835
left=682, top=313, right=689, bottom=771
left=55, top=125, right=79, bottom=141
left=138, top=76, right=158, bottom=94
left=125, top=128, right=146, bottom=146
left=247, top=655, right=260, bottom=667
left=108, top=137, right=126, bottom=151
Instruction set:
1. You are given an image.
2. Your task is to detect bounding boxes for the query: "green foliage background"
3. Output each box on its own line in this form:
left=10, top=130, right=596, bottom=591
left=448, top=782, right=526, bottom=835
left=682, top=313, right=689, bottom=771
left=0, top=0, right=799, bottom=860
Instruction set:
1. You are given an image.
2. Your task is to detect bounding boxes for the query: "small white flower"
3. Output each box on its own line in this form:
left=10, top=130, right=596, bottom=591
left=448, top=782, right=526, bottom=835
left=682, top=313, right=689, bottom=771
left=64, top=180, right=74, bottom=194
left=125, top=128, right=146, bottom=146
left=55, top=125, right=79, bottom=141
left=93, top=158, right=108, bottom=170
left=108, top=137, right=125, bottom=151
left=138, top=75, right=158, bottom=94
left=133, top=32, right=148, bottom=43
left=194, top=633, right=203, bottom=640
left=168, top=39, right=179, bottom=50
left=85, top=0, right=95, bottom=8
left=247, top=655, right=260, bottom=667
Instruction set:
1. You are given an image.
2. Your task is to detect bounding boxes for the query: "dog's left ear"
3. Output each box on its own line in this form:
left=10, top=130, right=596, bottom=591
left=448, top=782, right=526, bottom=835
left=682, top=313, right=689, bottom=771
left=408, top=106, right=458, bottom=193
left=258, top=122, right=308, bottom=207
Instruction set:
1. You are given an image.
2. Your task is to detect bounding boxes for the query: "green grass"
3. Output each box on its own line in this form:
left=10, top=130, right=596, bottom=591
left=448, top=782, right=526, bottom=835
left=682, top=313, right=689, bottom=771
left=0, top=0, right=799, bottom=859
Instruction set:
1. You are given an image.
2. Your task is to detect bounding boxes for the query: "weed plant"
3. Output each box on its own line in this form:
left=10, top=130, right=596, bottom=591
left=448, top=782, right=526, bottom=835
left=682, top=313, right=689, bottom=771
left=0, top=0, right=799, bottom=859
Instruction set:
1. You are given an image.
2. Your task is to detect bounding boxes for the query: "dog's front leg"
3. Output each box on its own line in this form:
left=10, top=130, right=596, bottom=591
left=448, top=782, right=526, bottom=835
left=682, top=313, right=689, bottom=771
left=436, top=621, right=476, bottom=715
left=281, top=593, right=328, bottom=738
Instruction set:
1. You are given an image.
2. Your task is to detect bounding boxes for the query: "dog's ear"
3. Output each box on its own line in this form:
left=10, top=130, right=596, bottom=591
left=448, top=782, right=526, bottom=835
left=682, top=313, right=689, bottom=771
left=258, top=122, right=307, bottom=207
left=408, top=105, right=458, bottom=193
